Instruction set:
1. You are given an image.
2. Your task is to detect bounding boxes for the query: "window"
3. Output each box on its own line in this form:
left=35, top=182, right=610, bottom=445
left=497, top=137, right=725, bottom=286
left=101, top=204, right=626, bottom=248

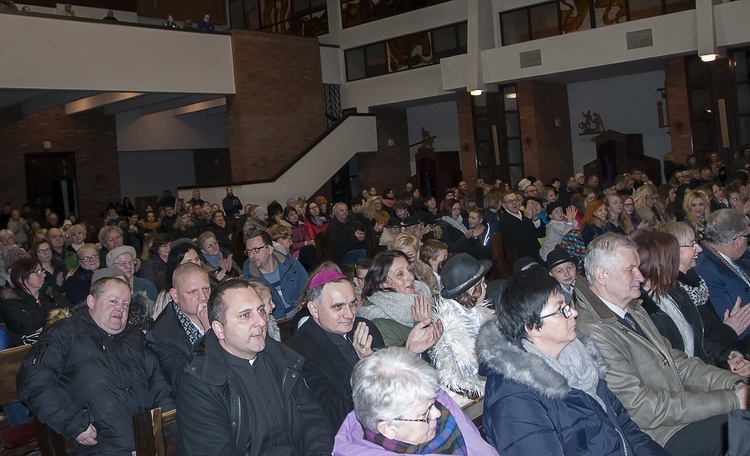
left=228, top=0, right=328, bottom=37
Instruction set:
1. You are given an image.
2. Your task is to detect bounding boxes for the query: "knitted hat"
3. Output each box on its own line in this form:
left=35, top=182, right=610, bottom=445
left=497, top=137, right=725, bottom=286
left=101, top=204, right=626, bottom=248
left=575, top=172, right=585, bottom=180
left=517, top=178, right=532, bottom=191
left=4, top=247, right=31, bottom=273
left=545, top=201, right=565, bottom=217
left=106, top=245, right=137, bottom=267
left=253, top=206, right=268, bottom=218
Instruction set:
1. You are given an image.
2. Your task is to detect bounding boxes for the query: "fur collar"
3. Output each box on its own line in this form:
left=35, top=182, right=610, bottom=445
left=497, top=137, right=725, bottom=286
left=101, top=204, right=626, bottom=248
left=477, top=320, right=607, bottom=399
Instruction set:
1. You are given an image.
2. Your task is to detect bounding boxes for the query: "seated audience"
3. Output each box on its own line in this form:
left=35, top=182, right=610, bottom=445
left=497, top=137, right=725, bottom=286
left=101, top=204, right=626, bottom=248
left=581, top=200, right=610, bottom=245
left=497, top=191, right=546, bottom=262
left=392, top=233, right=439, bottom=294
left=539, top=201, right=578, bottom=261
left=139, top=233, right=171, bottom=290
left=420, top=239, right=448, bottom=290
left=546, top=247, right=578, bottom=303
left=107, top=245, right=158, bottom=301
left=334, top=347, right=498, bottom=455
left=681, top=189, right=711, bottom=239
left=634, top=184, right=668, bottom=227
left=197, top=231, right=238, bottom=282
left=64, top=243, right=100, bottom=304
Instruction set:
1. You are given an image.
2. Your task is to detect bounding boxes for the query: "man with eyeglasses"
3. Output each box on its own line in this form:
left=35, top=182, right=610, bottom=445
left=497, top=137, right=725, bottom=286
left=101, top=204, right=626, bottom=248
left=106, top=245, right=157, bottom=301
left=695, top=209, right=750, bottom=339
left=242, top=229, right=307, bottom=319
left=64, top=243, right=101, bottom=304
left=97, top=226, right=124, bottom=268
left=497, top=190, right=546, bottom=263
left=576, top=233, right=746, bottom=456
left=147, top=263, right=211, bottom=387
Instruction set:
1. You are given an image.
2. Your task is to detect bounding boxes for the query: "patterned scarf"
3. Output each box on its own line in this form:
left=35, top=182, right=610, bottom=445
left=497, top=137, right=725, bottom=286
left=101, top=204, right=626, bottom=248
left=362, top=401, right=467, bottom=455
left=173, top=301, right=203, bottom=345
left=677, top=270, right=709, bottom=307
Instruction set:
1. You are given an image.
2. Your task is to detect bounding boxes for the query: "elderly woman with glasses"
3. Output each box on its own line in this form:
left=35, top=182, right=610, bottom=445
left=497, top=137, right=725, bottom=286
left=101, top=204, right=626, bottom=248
left=1, top=257, right=69, bottom=345
left=334, top=347, right=498, bottom=455
left=64, top=243, right=101, bottom=304
left=478, top=267, right=667, bottom=455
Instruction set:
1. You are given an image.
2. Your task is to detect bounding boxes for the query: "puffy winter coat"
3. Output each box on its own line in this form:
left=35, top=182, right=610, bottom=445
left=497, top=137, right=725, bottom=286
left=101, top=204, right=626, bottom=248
left=17, top=309, right=175, bottom=455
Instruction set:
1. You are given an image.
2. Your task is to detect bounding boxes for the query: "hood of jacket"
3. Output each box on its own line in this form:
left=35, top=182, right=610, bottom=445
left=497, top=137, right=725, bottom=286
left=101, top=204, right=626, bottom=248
left=477, top=319, right=607, bottom=400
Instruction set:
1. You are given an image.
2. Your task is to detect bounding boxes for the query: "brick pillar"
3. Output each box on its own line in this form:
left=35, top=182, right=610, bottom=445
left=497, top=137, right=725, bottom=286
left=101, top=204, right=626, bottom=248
left=0, top=106, right=119, bottom=222
left=456, top=92, right=477, bottom=185
left=226, top=30, right=326, bottom=182
left=517, top=81, right=574, bottom=182
left=664, top=57, right=693, bottom=160
left=357, top=107, right=411, bottom=195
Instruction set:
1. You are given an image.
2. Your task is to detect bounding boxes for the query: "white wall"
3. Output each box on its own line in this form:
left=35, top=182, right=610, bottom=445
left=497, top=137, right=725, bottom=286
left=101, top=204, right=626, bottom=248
left=116, top=109, right=229, bottom=152
left=0, top=12, right=234, bottom=93
left=567, top=70, right=671, bottom=175
left=119, top=150, right=196, bottom=200
left=406, top=101, right=460, bottom=174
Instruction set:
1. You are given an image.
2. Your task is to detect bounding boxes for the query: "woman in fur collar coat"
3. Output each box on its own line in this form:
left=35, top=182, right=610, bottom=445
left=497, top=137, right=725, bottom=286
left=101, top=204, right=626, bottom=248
left=429, top=253, right=493, bottom=399
left=478, top=267, right=668, bottom=456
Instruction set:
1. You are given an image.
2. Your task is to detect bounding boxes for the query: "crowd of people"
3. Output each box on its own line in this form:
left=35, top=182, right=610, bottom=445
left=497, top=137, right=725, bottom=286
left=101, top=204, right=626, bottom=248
left=3, top=148, right=750, bottom=455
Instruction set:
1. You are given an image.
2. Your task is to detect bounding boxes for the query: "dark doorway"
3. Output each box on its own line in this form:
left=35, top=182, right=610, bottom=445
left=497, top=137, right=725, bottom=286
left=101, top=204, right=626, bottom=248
left=25, top=152, right=78, bottom=221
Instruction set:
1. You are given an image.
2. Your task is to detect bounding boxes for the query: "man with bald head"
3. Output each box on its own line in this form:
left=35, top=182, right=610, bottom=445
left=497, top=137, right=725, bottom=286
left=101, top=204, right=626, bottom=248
left=146, top=263, right=211, bottom=386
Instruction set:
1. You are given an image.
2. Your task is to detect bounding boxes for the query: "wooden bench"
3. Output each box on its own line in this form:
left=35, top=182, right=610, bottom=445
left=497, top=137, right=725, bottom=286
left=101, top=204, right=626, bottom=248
left=490, top=232, right=517, bottom=279
left=0, top=344, right=37, bottom=456
left=133, top=407, right=178, bottom=456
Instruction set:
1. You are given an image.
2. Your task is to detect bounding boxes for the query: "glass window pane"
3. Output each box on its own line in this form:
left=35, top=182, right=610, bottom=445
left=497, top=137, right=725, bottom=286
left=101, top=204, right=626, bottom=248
left=501, top=10, right=529, bottom=45
left=292, top=0, right=309, bottom=15
left=506, top=113, right=520, bottom=137
left=509, top=166, right=524, bottom=188
left=687, top=57, right=709, bottom=87
left=691, top=119, right=714, bottom=152
left=628, top=0, right=662, bottom=20
left=559, top=1, right=591, bottom=34
left=503, top=87, right=518, bottom=111
left=261, top=0, right=292, bottom=27
left=740, top=116, right=750, bottom=146
left=690, top=89, right=711, bottom=115
left=457, top=22, right=467, bottom=50
left=530, top=3, right=559, bottom=39
left=476, top=118, right=490, bottom=141
left=245, top=1, right=260, bottom=29
left=433, top=26, right=458, bottom=55
left=508, top=139, right=522, bottom=163
left=311, top=0, right=326, bottom=9
left=735, top=51, right=750, bottom=82
left=386, top=37, right=410, bottom=72
left=341, top=0, right=362, bottom=28
left=346, top=48, right=366, bottom=81
left=408, top=32, right=433, bottom=68
left=477, top=142, right=493, bottom=167
left=665, top=0, right=695, bottom=14
left=738, top=84, right=750, bottom=114
left=366, top=44, right=388, bottom=77
left=594, top=3, right=626, bottom=27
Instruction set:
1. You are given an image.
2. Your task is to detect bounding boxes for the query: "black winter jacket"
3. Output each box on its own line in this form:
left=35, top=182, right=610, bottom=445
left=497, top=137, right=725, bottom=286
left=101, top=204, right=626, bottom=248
left=0, top=287, right=69, bottom=346
left=177, top=331, right=334, bottom=456
left=16, top=310, right=175, bottom=456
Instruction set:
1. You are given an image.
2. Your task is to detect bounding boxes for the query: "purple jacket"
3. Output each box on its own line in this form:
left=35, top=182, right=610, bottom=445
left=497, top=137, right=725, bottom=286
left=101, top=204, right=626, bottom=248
left=334, top=389, right=499, bottom=456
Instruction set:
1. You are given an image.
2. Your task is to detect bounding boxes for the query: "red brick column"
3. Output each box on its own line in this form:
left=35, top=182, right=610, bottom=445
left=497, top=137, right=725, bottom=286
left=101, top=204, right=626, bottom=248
left=664, top=57, right=693, bottom=160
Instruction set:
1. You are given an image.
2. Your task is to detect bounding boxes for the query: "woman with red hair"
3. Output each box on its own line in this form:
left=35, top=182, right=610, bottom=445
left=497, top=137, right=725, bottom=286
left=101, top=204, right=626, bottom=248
left=581, top=199, right=610, bottom=245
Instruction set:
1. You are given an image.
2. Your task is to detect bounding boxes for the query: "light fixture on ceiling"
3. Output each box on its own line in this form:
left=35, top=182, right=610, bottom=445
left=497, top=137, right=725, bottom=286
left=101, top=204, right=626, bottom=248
left=470, top=89, right=483, bottom=96
left=697, top=0, right=719, bottom=63
left=505, top=92, right=517, bottom=99
left=700, top=54, right=718, bottom=62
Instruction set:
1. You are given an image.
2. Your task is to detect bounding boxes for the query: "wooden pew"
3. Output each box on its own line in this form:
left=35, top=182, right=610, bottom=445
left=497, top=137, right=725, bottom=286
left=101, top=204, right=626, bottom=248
left=0, top=344, right=37, bottom=456
left=490, top=232, right=517, bottom=279
left=132, top=407, right=178, bottom=456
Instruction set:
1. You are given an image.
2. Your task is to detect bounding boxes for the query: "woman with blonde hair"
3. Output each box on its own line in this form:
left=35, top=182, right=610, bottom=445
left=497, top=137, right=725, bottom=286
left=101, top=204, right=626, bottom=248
left=392, top=232, right=439, bottom=294
left=681, top=190, right=711, bottom=239
left=633, top=184, right=668, bottom=227
left=604, top=194, right=637, bottom=235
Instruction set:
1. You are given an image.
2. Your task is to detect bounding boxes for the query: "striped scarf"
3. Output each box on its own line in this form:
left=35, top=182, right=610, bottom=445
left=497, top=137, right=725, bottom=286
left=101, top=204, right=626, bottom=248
left=362, top=400, right=467, bottom=455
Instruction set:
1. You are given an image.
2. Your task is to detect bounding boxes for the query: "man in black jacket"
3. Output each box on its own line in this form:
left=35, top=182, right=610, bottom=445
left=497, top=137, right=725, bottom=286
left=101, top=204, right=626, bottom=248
left=146, top=263, right=211, bottom=386
left=17, top=277, right=175, bottom=456
left=326, top=202, right=367, bottom=266
left=498, top=191, right=546, bottom=263
left=177, top=278, right=334, bottom=455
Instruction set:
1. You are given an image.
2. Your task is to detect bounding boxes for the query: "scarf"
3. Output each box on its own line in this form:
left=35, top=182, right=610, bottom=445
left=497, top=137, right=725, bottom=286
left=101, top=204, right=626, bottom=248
left=651, top=290, right=694, bottom=356
left=522, top=338, right=604, bottom=410
left=310, top=215, right=327, bottom=227
left=362, top=400, right=467, bottom=455
left=441, top=215, right=466, bottom=234
left=677, top=270, right=709, bottom=307
left=203, top=251, right=223, bottom=269
left=173, top=301, right=203, bottom=345
left=359, top=281, right=433, bottom=327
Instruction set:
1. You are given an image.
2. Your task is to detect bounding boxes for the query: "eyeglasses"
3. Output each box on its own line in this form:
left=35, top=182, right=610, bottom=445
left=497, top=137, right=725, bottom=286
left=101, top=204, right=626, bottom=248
left=30, top=269, right=45, bottom=276
left=114, top=260, right=136, bottom=267
left=503, top=198, right=519, bottom=204
left=36, top=248, right=51, bottom=254
left=203, top=242, right=219, bottom=249
left=680, top=239, right=698, bottom=250
left=80, top=254, right=99, bottom=262
left=540, top=303, right=574, bottom=320
left=106, top=235, right=123, bottom=243
left=735, top=234, right=750, bottom=241
left=392, top=403, right=436, bottom=424
left=246, top=245, right=270, bottom=255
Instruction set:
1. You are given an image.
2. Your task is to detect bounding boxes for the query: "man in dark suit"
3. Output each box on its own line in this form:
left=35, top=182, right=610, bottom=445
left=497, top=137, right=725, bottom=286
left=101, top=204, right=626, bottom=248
left=498, top=191, right=546, bottom=262
left=146, top=262, right=211, bottom=386
left=694, top=209, right=750, bottom=339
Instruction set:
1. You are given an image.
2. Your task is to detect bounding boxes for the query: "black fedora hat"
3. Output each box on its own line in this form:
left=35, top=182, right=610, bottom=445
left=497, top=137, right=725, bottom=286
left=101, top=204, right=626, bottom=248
left=546, top=248, right=578, bottom=271
left=441, top=253, right=491, bottom=299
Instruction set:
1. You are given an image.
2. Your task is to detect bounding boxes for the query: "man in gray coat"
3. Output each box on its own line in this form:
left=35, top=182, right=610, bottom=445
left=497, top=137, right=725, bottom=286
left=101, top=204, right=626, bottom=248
left=575, top=233, right=747, bottom=456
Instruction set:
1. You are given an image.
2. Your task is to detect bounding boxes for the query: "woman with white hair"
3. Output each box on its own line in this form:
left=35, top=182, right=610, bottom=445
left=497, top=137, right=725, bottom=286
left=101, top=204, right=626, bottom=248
left=334, top=347, right=498, bottom=455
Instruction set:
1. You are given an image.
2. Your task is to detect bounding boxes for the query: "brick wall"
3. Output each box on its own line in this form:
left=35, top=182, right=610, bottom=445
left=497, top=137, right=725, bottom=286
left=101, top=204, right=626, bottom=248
left=455, top=92, right=475, bottom=185
left=518, top=81, right=574, bottom=182
left=664, top=57, right=693, bottom=160
left=357, top=107, right=412, bottom=197
left=0, top=105, right=119, bottom=223
left=226, top=29, right=326, bottom=182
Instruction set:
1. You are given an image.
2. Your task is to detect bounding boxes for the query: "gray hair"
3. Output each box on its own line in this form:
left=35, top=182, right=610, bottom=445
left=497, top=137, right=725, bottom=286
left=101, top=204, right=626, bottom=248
left=705, top=209, right=749, bottom=245
left=584, top=233, right=638, bottom=285
left=659, top=221, right=695, bottom=246
left=352, top=347, right=439, bottom=432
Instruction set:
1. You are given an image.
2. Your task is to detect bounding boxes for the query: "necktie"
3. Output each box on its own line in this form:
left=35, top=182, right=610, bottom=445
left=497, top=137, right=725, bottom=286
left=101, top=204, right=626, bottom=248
left=622, top=312, right=642, bottom=336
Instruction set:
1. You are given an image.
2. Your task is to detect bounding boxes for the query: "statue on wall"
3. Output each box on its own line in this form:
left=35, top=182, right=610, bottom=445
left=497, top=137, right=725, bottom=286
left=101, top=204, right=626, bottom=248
left=657, top=87, right=668, bottom=128
left=419, top=127, right=435, bottom=151
left=579, top=111, right=606, bottom=135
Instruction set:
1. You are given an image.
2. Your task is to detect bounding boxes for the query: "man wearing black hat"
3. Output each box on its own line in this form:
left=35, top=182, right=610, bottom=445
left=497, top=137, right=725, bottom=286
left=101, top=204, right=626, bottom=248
left=546, top=248, right=578, bottom=303
left=539, top=201, right=578, bottom=261
left=379, top=217, right=401, bottom=250
left=401, top=215, right=424, bottom=241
